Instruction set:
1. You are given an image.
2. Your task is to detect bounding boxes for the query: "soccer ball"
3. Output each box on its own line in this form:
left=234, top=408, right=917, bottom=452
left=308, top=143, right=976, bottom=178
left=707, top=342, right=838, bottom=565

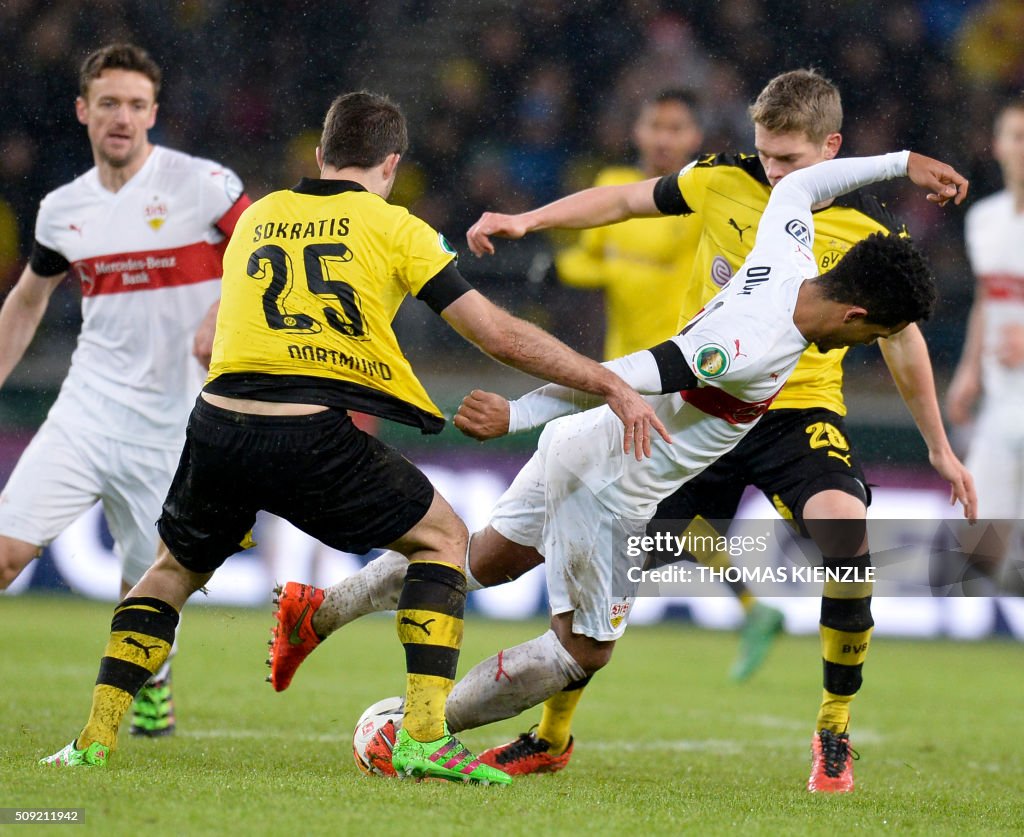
left=352, top=696, right=404, bottom=775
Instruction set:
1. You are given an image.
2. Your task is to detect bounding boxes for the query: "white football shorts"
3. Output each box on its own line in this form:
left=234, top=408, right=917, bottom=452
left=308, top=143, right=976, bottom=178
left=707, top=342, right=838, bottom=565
left=489, top=430, right=647, bottom=641
left=966, top=405, right=1024, bottom=519
left=0, top=408, right=179, bottom=586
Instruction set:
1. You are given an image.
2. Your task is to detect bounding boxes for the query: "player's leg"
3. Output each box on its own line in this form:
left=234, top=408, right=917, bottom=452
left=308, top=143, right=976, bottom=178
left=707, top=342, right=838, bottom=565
left=754, top=409, right=872, bottom=793
left=268, top=450, right=550, bottom=692
left=278, top=413, right=508, bottom=784
left=0, top=418, right=105, bottom=588
left=653, top=450, right=784, bottom=681
left=802, top=488, right=870, bottom=794
left=465, top=456, right=642, bottom=774
left=41, top=398, right=260, bottom=767
left=931, top=414, right=1018, bottom=593
left=102, top=442, right=182, bottom=737
left=268, top=524, right=542, bottom=691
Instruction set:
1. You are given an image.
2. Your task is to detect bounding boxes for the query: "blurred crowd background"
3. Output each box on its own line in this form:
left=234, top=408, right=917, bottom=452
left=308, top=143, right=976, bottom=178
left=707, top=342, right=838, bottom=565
left=1, top=0, right=1022, bottom=460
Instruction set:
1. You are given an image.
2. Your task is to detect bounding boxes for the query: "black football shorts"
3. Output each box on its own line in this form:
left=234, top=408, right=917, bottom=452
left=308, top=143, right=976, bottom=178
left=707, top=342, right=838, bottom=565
left=655, top=407, right=870, bottom=535
left=158, top=398, right=435, bottom=573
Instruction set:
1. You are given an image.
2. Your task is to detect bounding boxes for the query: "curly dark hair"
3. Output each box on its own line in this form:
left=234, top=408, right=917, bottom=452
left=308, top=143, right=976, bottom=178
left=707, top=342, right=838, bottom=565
left=821, top=232, right=936, bottom=326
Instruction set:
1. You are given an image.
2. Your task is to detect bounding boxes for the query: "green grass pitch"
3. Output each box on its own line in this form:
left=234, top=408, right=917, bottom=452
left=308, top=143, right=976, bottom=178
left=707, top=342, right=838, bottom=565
left=1, top=594, right=1021, bottom=835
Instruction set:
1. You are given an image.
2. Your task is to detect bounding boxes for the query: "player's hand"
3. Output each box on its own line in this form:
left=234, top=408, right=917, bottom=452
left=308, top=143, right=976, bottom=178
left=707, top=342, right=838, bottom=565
left=454, top=389, right=511, bottom=440
left=466, top=212, right=531, bottom=257
left=929, top=447, right=977, bottom=523
left=604, top=383, right=672, bottom=460
left=192, top=301, right=220, bottom=369
left=906, top=152, right=969, bottom=207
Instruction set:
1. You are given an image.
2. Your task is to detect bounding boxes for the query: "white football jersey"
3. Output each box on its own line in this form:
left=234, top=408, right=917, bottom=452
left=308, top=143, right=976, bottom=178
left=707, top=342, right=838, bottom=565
left=33, top=146, right=247, bottom=447
left=964, top=190, right=1024, bottom=408
left=514, top=153, right=910, bottom=518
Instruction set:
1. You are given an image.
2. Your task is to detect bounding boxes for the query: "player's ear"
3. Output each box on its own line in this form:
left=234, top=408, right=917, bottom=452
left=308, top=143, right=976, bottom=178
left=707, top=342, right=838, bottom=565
left=823, top=132, right=842, bottom=160
left=842, top=305, right=868, bottom=324
left=75, top=96, right=88, bottom=126
left=146, top=102, right=158, bottom=130
left=382, top=152, right=401, bottom=180
left=315, top=145, right=324, bottom=170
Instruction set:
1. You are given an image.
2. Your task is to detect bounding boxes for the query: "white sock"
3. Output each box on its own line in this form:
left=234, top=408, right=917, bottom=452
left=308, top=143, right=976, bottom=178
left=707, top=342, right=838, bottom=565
left=445, top=630, right=585, bottom=733
left=465, top=535, right=484, bottom=592
left=314, top=550, right=408, bottom=637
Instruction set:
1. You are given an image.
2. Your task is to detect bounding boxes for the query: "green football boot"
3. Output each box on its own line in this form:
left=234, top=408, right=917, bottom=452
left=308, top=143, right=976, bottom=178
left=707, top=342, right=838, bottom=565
left=40, top=739, right=109, bottom=767
left=391, top=727, right=512, bottom=785
left=730, top=602, right=785, bottom=681
left=130, top=674, right=176, bottom=737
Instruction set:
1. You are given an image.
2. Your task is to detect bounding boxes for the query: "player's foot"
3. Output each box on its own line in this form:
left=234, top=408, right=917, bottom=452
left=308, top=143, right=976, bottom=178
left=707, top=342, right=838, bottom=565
left=479, top=728, right=574, bottom=775
left=129, top=674, right=175, bottom=737
left=807, top=728, right=857, bottom=793
left=730, top=602, right=785, bottom=681
left=39, top=740, right=108, bottom=767
left=364, top=720, right=399, bottom=778
left=268, top=582, right=325, bottom=692
left=391, top=727, right=512, bottom=785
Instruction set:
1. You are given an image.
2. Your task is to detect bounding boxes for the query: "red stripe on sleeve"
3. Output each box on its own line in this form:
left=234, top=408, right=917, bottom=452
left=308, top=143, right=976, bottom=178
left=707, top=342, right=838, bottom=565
left=216, top=194, right=253, bottom=237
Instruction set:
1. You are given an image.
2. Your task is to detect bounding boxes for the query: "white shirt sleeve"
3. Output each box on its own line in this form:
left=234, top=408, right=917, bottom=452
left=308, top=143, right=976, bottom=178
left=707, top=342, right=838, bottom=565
left=748, top=152, right=909, bottom=265
left=507, top=350, right=663, bottom=433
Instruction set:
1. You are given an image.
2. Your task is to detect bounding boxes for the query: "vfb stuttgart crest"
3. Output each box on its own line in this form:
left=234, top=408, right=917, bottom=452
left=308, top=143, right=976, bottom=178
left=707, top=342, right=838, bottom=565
left=144, top=195, right=168, bottom=231
left=609, top=601, right=631, bottom=629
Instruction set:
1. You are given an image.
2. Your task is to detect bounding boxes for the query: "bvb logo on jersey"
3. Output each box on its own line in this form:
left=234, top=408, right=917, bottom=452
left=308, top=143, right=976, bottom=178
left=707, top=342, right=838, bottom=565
left=144, top=196, right=168, bottom=231
left=695, top=344, right=730, bottom=379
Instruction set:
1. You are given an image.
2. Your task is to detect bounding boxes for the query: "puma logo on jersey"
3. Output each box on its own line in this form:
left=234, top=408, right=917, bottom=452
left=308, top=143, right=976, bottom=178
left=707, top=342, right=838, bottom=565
left=69, top=223, right=84, bottom=236
left=728, top=218, right=751, bottom=241
left=400, top=616, right=436, bottom=635
left=733, top=339, right=747, bottom=359
left=828, top=451, right=852, bottom=467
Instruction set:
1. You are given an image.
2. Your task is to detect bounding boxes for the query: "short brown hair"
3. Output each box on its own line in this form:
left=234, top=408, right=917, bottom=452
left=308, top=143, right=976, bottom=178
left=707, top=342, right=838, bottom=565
left=79, top=43, right=162, bottom=99
left=749, top=69, right=842, bottom=144
left=320, top=91, right=409, bottom=170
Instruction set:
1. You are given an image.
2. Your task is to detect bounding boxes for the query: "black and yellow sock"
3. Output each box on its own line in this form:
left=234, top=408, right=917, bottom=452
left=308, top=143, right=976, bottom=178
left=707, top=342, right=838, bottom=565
left=537, top=675, right=591, bottom=754
left=78, top=597, right=179, bottom=750
left=684, top=516, right=757, bottom=612
left=396, top=560, right=466, bottom=742
left=816, top=554, right=874, bottom=733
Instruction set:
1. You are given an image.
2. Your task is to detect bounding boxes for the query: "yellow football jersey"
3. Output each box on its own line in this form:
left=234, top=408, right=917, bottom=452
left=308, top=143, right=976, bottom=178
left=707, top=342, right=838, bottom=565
left=660, top=153, right=905, bottom=415
left=556, top=166, right=702, bottom=360
left=206, top=179, right=459, bottom=433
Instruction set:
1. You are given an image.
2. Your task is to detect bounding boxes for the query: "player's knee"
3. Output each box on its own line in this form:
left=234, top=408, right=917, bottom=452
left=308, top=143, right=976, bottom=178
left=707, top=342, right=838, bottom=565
left=800, top=479, right=869, bottom=556
left=563, top=635, right=614, bottom=675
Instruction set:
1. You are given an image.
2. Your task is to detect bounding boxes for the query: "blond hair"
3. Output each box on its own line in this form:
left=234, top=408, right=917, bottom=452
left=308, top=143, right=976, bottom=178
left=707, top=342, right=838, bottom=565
left=749, top=69, right=842, bottom=144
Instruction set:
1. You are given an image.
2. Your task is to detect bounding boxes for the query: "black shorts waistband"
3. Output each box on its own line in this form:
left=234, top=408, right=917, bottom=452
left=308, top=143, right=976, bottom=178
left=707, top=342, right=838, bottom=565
left=193, top=397, right=349, bottom=430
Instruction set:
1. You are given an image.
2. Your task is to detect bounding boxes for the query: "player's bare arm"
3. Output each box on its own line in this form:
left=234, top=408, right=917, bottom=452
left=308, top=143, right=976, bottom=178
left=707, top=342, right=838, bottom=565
left=905, top=152, right=968, bottom=205
left=441, top=290, right=670, bottom=458
left=453, top=390, right=510, bottom=441
left=946, top=297, right=985, bottom=425
left=466, top=178, right=661, bottom=257
left=0, top=265, right=66, bottom=388
left=878, top=325, right=977, bottom=521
